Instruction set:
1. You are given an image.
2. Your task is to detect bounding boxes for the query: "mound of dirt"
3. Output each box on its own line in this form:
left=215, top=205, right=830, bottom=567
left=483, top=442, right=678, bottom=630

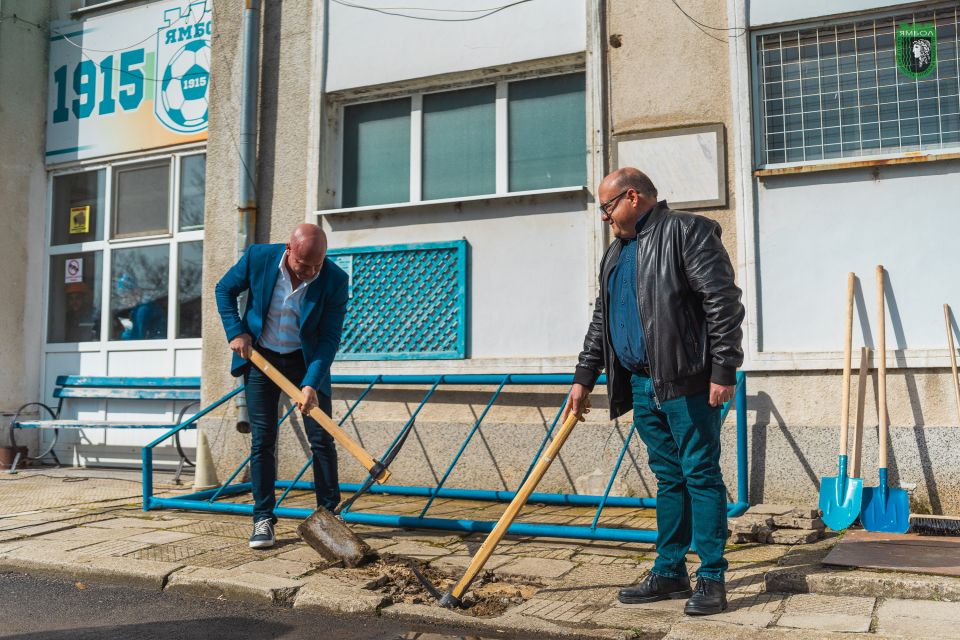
left=358, top=551, right=533, bottom=617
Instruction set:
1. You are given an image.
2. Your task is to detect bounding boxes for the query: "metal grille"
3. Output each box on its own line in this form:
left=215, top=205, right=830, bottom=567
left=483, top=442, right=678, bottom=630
left=330, top=241, right=467, bottom=360
left=756, top=6, right=960, bottom=165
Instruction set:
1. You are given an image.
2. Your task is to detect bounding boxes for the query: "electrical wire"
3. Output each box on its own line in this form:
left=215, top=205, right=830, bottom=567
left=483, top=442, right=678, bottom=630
left=51, top=0, right=206, bottom=54
left=669, top=0, right=744, bottom=42
left=332, top=0, right=534, bottom=22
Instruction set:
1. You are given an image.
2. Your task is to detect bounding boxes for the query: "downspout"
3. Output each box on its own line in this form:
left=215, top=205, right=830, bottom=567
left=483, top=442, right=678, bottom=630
left=235, top=0, right=262, bottom=432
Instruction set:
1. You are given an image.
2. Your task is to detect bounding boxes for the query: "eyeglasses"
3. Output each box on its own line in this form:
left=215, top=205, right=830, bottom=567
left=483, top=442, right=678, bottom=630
left=599, top=190, right=628, bottom=216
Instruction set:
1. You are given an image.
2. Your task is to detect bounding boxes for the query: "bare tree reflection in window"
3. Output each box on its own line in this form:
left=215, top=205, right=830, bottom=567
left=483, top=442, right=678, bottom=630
left=178, top=241, right=203, bottom=338
left=110, top=245, right=169, bottom=341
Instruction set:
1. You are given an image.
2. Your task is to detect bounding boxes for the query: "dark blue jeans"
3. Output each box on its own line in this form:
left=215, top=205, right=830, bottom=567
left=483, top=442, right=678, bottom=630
left=244, top=348, right=339, bottom=524
left=631, top=373, right=728, bottom=583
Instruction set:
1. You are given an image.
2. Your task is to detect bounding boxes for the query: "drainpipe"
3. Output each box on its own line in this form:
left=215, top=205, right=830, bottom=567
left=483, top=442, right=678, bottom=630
left=235, top=0, right=261, bottom=432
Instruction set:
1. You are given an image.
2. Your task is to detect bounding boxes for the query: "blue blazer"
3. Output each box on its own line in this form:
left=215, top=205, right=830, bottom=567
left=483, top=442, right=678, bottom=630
left=215, top=243, right=349, bottom=397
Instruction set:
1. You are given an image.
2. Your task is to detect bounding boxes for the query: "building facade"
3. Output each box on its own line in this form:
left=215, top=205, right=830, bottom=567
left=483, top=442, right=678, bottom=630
left=1, top=0, right=958, bottom=514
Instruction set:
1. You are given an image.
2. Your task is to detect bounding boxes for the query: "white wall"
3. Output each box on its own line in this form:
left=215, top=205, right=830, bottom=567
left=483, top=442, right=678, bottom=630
left=320, top=191, right=592, bottom=366
left=325, top=0, right=586, bottom=91
left=749, top=0, right=909, bottom=27
left=756, top=159, right=960, bottom=355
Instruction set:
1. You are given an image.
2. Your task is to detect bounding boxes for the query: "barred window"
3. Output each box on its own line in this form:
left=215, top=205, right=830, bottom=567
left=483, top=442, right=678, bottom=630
left=756, top=7, right=960, bottom=166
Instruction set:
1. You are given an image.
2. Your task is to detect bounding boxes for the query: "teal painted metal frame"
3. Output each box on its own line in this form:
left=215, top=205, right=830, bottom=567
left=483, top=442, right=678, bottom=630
left=142, top=373, right=749, bottom=544
left=327, top=240, right=467, bottom=361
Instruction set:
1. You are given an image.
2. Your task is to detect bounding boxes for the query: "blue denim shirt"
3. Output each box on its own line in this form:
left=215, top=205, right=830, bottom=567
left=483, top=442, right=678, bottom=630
left=607, top=211, right=651, bottom=373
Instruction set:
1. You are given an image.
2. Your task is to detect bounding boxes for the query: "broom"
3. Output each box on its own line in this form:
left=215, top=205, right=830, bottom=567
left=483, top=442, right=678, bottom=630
left=908, top=305, right=960, bottom=536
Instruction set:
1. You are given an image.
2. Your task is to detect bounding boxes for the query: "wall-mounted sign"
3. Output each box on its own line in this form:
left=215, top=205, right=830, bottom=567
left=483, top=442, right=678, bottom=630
left=65, top=258, right=83, bottom=283
left=897, top=23, right=936, bottom=79
left=330, top=255, right=354, bottom=298
left=69, top=206, right=90, bottom=234
left=612, top=124, right=726, bottom=210
left=46, top=0, right=211, bottom=164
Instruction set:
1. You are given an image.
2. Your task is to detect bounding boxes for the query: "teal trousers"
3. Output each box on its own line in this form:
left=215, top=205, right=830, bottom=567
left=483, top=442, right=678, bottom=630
left=631, top=373, right=728, bottom=583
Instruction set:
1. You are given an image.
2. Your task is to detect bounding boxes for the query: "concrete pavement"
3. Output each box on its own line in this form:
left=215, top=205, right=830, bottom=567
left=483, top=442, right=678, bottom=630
left=3, top=468, right=960, bottom=639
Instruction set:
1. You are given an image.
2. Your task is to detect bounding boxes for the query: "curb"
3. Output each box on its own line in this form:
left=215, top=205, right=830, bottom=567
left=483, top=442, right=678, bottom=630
left=0, top=549, right=181, bottom=590
left=164, top=566, right=302, bottom=604
left=293, top=575, right=391, bottom=614
left=381, top=603, right=639, bottom=640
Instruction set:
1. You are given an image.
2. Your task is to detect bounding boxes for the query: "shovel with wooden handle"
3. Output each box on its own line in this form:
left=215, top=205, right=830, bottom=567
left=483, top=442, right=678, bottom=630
left=247, top=348, right=394, bottom=567
left=819, top=272, right=863, bottom=531
left=861, top=265, right=909, bottom=533
left=248, top=348, right=390, bottom=483
left=411, top=406, right=584, bottom=608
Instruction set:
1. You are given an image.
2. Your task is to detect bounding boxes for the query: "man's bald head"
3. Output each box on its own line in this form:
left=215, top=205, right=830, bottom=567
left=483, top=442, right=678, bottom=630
left=286, top=223, right=328, bottom=282
left=598, top=168, right=659, bottom=239
left=600, top=167, right=658, bottom=201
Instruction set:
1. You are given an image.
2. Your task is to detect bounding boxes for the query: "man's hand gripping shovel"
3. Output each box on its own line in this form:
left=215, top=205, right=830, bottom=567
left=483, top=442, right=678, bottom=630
left=411, top=396, right=589, bottom=608
left=248, top=349, right=412, bottom=566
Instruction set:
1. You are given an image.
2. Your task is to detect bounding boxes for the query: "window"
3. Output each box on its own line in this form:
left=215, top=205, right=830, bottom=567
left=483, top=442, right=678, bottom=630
left=422, top=86, right=496, bottom=200
left=113, top=162, right=170, bottom=238
left=755, top=7, right=960, bottom=166
left=509, top=74, right=588, bottom=191
left=52, top=169, right=105, bottom=246
left=44, top=151, right=205, bottom=349
left=339, top=72, right=587, bottom=208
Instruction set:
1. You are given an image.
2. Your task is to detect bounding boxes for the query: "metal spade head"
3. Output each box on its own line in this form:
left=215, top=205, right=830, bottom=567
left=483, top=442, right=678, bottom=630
left=819, top=457, right=863, bottom=531
left=296, top=507, right=371, bottom=567
left=410, top=563, right=462, bottom=609
left=861, top=470, right=910, bottom=534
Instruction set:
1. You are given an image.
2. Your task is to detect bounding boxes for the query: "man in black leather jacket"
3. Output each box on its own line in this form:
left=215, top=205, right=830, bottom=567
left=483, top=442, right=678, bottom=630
left=562, top=168, right=744, bottom=615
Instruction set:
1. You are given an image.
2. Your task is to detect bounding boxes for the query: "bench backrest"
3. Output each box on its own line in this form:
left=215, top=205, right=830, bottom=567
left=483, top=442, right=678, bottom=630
left=53, top=376, right=201, bottom=402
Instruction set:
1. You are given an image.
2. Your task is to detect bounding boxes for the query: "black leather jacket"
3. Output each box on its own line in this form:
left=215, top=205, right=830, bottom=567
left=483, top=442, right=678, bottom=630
left=573, top=201, right=744, bottom=419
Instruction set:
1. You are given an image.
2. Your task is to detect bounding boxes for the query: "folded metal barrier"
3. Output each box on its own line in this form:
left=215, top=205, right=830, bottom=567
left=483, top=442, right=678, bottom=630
left=143, top=372, right=748, bottom=543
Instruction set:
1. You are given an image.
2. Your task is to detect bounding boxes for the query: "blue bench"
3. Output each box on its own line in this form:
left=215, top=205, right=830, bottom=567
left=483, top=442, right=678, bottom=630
left=11, top=376, right=202, bottom=476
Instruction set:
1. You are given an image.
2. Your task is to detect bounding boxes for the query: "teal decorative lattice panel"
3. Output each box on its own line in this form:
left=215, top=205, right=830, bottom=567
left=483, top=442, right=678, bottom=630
left=328, top=240, right=467, bottom=360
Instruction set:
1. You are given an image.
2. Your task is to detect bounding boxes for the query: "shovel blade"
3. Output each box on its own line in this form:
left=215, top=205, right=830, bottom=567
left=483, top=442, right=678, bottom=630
left=296, top=507, right=371, bottom=567
left=861, top=485, right=910, bottom=533
left=819, top=475, right=863, bottom=531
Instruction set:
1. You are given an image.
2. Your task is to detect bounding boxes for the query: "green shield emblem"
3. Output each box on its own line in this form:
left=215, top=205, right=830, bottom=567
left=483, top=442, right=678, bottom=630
left=897, top=23, right=937, bottom=79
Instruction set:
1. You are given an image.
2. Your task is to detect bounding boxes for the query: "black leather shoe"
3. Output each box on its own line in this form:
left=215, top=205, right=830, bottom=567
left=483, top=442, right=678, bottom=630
left=618, top=572, right=692, bottom=604
left=684, top=576, right=728, bottom=615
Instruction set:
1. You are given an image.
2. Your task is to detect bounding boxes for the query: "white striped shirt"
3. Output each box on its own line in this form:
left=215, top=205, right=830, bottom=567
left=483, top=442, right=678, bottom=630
left=258, top=251, right=319, bottom=354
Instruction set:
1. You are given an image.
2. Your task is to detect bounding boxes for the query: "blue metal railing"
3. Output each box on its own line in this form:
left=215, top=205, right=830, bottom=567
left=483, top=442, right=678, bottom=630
left=143, top=372, right=749, bottom=543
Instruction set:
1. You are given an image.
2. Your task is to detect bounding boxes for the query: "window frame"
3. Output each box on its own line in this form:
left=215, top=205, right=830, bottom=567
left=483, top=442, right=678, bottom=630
left=42, top=147, right=206, bottom=360
left=329, top=68, right=588, bottom=211
left=750, top=2, right=960, bottom=173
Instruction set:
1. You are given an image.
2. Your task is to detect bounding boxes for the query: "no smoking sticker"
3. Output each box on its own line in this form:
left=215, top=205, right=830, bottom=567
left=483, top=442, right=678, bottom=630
left=65, top=258, right=83, bottom=283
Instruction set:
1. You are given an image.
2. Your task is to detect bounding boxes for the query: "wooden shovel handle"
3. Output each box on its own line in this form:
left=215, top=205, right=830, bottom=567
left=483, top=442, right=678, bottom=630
left=248, top=349, right=389, bottom=483
left=852, top=346, right=868, bottom=478
left=840, top=273, right=855, bottom=457
left=451, top=409, right=582, bottom=600
left=877, top=266, right=887, bottom=469
left=945, top=304, right=960, bottom=424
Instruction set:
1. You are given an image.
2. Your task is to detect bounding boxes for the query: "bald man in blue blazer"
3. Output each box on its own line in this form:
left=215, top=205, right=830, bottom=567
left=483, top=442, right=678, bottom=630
left=216, top=224, right=348, bottom=549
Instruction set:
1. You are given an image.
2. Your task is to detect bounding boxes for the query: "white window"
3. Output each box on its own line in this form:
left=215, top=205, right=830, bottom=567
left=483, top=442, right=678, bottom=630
left=753, top=6, right=960, bottom=167
left=44, top=150, right=205, bottom=351
left=335, top=72, right=587, bottom=209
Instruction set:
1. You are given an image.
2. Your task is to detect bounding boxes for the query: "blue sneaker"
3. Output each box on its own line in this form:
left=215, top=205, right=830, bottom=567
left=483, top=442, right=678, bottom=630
left=249, top=518, right=275, bottom=549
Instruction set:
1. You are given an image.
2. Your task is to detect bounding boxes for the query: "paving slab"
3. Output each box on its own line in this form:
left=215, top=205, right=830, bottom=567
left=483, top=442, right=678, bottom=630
left=700, top=592, right=785, bottom=628
left=13, top=522, right=77, bottom=537
left=85, top=518, right=168, bottom=529
left=776, top=593, right=874, bottom=632
left=378, top=541, right=454, bottom=560
left=276, top=545, right=328, bottom=564
left=663, top=620, right=901, bottom=640
left=429, top=553, right=515, bottom=576
left=124, top=530, right=197, bottom=544
left=234, top=558, right=312, bottom=578
left=164, top=566, right=301, bottom=603
left=745, top=504, right=794, bottom=516
left=293, top=575, right=390, bottom=614
left=70, top=539, right=152, bottom=558
left=877, top=598, right=960, bottom=639
left=495, top=556, right=575, bottom=584
left=0, top=546, right=181, bottom=589
left=362, top=536, right=402, bottom=551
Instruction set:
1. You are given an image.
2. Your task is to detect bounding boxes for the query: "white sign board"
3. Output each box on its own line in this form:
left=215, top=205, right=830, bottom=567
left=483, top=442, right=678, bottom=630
left=613, top=125, right=726, bottom=209
left=65, top=258, right=83, bottom=283
left=331, top=255, right=354, bottom=298
left=46, top=0, right=211, bottom=164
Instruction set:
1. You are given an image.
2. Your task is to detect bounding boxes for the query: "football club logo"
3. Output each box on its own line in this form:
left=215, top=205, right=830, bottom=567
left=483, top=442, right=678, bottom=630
left=156, top=1, right=212, bottom=134
left=897, top=23, right=937, bottom=79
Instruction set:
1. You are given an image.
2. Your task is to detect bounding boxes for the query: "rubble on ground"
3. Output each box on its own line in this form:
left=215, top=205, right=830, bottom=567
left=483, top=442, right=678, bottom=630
left=728, top=504, right=825, bottom=545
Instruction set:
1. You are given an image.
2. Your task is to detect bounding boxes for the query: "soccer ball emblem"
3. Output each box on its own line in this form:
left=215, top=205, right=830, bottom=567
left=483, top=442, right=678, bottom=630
left=160, top=39, right=210, bottom=132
